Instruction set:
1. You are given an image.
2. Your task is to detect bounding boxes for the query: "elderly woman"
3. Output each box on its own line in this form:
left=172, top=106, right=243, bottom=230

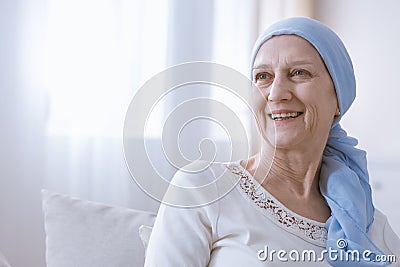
left=145, top=17, right=400, bottom=266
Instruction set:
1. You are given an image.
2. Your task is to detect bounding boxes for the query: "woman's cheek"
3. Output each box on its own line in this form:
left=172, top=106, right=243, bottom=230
left=304, top=106, right=317, bottom=132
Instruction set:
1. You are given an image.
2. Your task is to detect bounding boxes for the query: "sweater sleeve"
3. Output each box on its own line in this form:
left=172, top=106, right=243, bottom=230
left=369, top=209, right=400, bottom=266
left=144, top=161, right=220, bottom=267
left=382, top=216, right=400, bottom=265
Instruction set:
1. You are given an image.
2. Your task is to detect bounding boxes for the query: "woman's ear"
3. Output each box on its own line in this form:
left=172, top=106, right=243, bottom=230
left=335, top=107, right=341, bottom=117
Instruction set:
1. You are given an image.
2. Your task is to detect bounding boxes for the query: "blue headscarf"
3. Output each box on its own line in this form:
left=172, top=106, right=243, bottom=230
left=250, top=17, right=389, bottom=266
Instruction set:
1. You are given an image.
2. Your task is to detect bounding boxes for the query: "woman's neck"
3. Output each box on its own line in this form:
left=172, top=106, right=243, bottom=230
left=241, top=142, right=330, bottom=222
left=247, top=141, right=322, bottom=193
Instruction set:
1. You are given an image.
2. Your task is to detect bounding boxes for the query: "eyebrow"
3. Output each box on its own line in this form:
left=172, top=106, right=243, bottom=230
left=253, top=60, right=314, bottom=70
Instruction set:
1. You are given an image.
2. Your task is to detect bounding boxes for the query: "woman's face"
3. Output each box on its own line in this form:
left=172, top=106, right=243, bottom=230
left=252, top=35, right=339, bottom=150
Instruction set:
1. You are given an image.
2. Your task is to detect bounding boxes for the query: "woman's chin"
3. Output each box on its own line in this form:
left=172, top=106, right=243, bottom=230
left=272, top=135, right=303, bottom=150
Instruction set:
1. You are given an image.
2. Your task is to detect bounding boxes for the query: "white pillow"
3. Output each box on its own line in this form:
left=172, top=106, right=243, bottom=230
left=138, top=225, right=153, bottom=252
left=42, top=190, right=156, bottom=267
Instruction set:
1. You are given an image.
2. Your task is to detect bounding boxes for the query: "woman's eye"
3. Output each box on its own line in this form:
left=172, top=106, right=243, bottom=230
left=256, top=73, right=269, bottom=81
left=292, top=69, right=310, bottom=77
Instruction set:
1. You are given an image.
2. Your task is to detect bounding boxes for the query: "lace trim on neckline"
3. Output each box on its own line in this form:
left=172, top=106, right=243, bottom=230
left=226, top=163, right=327, bottom=246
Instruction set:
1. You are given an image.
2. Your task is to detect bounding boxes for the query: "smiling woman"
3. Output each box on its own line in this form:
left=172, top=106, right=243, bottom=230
left=144, top=17, right=400, bottom=267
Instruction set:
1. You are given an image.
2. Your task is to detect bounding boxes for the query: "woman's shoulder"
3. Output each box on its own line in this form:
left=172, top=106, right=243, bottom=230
left=163, top=160, right=233, bottom=207
left=371, top=209, right=388, bottom=228
left=370, top=209, right=397, bottom=235
left=369, top=209, right=400, bottom=259
left=170, top=160, right=229, bottom=187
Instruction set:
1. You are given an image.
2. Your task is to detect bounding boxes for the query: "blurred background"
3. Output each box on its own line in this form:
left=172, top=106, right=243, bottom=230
left=1, top=0, right=399, bottom=266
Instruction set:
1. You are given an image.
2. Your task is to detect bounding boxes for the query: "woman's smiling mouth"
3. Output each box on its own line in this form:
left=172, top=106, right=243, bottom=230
left=269, top=111, right=303, bottom=121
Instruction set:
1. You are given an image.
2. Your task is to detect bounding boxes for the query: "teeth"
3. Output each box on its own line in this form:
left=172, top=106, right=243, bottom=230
left=271, top=112, right=301, bottom=120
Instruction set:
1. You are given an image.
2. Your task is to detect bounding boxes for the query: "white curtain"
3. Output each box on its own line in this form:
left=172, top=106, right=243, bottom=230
left=43, top=0, right=168, bottom=210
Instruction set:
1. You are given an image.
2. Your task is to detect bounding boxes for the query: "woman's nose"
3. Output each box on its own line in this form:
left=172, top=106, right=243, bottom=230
left=267, top=75, right=292, bottom=102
